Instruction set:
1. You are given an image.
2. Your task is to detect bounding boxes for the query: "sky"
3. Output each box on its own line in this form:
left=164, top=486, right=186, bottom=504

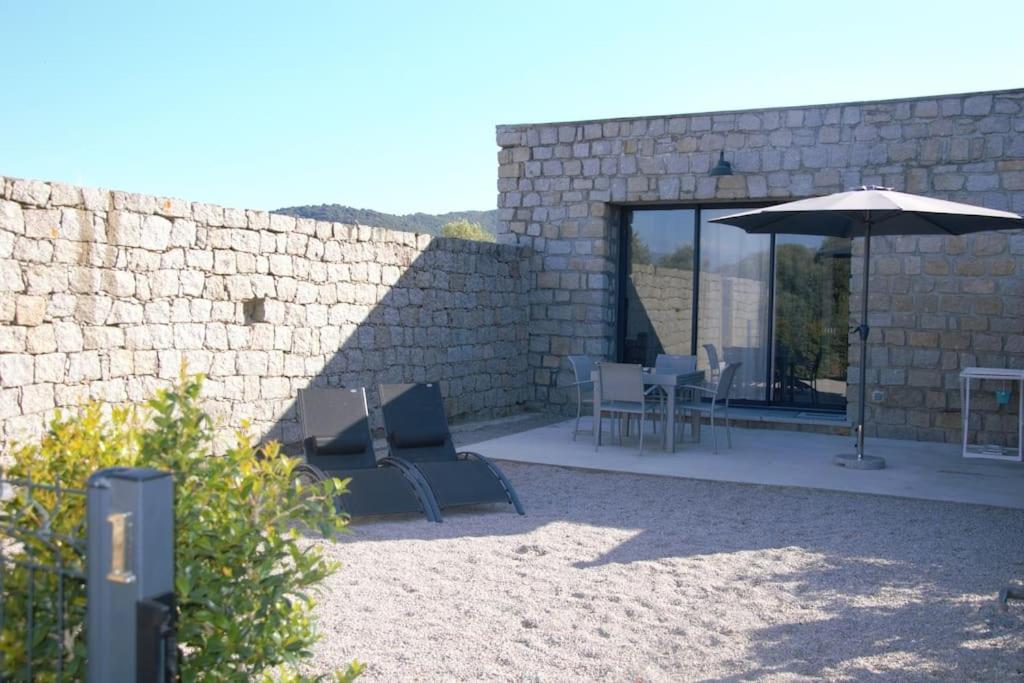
left=1, top=1, right=1021, bottom=215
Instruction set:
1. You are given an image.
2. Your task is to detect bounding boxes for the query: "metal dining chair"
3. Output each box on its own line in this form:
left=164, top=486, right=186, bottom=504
left=567, top=355, right=597, bottom=441
left=703, top=343, right=726, bottom=387
left=595, top=362, right=662, bottom=453
left=679, top=362, right=742, bottom=454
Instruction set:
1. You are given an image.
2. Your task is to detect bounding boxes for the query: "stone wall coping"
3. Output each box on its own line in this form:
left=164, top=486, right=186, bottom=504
left=0, top=174, right=524, bottom=258
left=496, top=86, right=1024, bottom=134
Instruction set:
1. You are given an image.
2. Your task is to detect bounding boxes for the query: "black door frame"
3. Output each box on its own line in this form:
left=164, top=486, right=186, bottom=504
left=616, top=203, right=847, bottom=412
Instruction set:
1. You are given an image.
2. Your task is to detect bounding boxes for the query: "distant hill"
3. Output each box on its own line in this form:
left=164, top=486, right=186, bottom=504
left=273, top=204, right=498, bottom=237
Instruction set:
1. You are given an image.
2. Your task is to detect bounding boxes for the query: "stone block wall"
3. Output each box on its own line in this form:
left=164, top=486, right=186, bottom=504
left=496, top=88, right=1024, bottom=445
left=0, top=176, right=531, bottom=450
left=850, top=231, right=1024, bottom=445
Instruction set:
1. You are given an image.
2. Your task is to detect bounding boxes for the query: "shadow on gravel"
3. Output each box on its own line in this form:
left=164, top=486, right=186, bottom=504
left=715, top=561, right=1024, bottom=681
left=313, top=460, right=1024, bottom=680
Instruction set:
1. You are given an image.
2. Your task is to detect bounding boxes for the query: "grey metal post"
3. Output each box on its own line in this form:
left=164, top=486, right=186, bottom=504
left=87, top=468, right=174, bottom=682
left=835, top=216, right=885, bottom=469
left=856, top=219, right=871, bottom=458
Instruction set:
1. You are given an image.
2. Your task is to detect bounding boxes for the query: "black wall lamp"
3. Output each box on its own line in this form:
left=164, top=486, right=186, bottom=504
left=709, top=151, right=733, bottom=176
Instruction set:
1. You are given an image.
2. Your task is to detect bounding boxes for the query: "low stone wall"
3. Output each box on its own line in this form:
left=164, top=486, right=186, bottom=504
left=0, top=176, right=531, bottom=449
left=626, top=266, right=768, bottom=356
left=626, top=264, right=694, bottom=358
left=625, top=265, right=768, bottom=401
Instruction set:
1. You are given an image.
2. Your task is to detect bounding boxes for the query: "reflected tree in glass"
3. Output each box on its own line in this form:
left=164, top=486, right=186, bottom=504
left=773, top=236, right=850, bottom=406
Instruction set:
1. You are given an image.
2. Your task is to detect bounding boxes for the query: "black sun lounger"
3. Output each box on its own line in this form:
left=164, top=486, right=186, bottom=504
left=295, top=387, right=441, bottom=522
left=378, top=383, right=524, bottom=518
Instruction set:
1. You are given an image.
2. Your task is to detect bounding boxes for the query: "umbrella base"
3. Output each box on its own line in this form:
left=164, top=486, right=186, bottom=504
left=834, top=453, right=886, bottom=470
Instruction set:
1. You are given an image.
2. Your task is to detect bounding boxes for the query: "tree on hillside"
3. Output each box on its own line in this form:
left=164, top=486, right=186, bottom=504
left=274, top=205, right=500, bottom=235
left=629, top=232, right=652, bottom=265
left=659, top=243, right=694, bottom=270
left=441, top=219, right=496, bottom=242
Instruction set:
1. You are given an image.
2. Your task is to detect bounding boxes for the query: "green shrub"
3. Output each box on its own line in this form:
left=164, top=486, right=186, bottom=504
left=0, top=374, right=364, bottom=682
left=440, top=219, right=496, bottom=242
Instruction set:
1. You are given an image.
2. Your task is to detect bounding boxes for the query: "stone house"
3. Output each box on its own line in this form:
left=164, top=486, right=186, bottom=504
left=495, top=88, right=1024, bottom=446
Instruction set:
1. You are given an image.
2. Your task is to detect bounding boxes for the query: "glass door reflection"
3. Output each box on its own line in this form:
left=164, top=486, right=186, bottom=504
left=622, top=209, right=695, bottom=366
left=617, top=204, right=849, bottom=412
left=772, top=235, right=851, bottom=408
left=696, top=208, right=772, bottom=401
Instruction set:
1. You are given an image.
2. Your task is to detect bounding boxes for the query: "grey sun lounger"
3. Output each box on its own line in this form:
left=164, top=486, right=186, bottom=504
left=378, top=383, right=524, bottom=517
left=295, top=387, right=441, bottom=522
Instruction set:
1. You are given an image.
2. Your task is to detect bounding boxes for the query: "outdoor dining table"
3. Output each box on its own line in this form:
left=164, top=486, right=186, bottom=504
left=591, top=368, right=705, bottom=452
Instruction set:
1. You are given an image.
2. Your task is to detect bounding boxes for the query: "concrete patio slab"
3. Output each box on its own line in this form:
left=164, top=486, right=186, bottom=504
left=466, top=418, right=1024, bottom=510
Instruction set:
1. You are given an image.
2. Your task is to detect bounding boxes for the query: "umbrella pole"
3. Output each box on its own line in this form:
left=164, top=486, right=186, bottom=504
left=836, top=217, right=886, bottom=469
left=856, top=221, right=871, bottom=459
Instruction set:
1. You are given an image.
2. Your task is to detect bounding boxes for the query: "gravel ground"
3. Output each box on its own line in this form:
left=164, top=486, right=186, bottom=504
left=306, top=462, right=1024, bottom=681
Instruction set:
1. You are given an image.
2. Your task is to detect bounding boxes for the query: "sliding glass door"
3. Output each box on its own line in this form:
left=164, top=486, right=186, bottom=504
left=619, top=206, right=850, bottom=410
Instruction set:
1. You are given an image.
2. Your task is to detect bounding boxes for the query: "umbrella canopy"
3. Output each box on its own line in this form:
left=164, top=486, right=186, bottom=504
left=714, top=186, right=1023, bottom=237
left=711, top=186, right=1024, bottom=469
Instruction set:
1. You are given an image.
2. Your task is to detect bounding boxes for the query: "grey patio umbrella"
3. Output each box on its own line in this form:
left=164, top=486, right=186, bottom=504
left=711, top=186, right=1024, bottom=469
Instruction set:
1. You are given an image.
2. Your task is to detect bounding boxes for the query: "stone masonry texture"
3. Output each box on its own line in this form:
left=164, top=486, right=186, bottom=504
left=0, top=176, right=531, bottom=451
left=496, top=88, right=1024, bottom=446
